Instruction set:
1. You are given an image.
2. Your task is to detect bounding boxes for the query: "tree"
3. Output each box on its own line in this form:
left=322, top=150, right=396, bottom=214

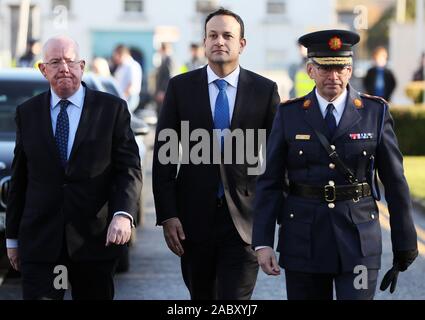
left=366, top=0, right=416, bottom=51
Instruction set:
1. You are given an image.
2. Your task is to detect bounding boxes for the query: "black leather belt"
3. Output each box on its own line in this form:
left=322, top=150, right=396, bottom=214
left=289, top=182, right=371, bottom=202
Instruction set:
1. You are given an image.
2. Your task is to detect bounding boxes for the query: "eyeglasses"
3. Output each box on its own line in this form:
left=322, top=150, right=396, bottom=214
left=315, top=65, right=351, bottom=77
left=42, top=59, right=83, bottom=69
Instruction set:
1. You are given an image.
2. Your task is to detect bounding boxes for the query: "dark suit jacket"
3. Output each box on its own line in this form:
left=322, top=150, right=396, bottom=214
left=363, top=66, right=396, bottom=101
left=152, top=66, right=280, bottom=244
left=6, top=83, right=143, bottom=263
left=253, top=85, right=417, bottom=273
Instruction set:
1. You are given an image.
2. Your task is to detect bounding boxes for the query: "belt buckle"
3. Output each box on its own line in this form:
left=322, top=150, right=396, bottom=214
left=353, top=183, right=368, bottom=202
left=324, top=184, right=336, bottom=202
left=353, top=189, right=360, bottom=203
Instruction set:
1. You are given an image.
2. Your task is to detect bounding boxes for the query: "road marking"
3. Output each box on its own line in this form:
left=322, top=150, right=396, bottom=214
left=378, top=202, right=425, bottom=257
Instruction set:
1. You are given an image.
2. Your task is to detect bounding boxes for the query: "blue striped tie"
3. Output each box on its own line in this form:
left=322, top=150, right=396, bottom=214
left=214, top=79, right=230, bottom=198
left=55, top=99, right=70, bottom=167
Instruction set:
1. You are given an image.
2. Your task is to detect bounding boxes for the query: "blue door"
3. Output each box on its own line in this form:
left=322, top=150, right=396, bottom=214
left=91, top=30, right=154, bottom=83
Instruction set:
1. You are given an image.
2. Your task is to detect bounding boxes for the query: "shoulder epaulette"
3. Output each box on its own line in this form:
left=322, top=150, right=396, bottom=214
left=280, top=96, right=305, bottom=107
left=360, top=93, right=389, bottom=106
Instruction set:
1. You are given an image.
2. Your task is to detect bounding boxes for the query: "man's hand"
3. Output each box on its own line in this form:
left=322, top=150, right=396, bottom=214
left=380, top=249, right=418, bottom=293
left=7, top=248, right=20, bottom=271
left=162, top=218, right=185, bottom=256
left=106, top=215, right=132, bottom=246
left=256, top=247, right=280, bottom=276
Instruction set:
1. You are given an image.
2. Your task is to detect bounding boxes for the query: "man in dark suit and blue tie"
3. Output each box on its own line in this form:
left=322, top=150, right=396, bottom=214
left=153, top=8, right=280, bottom=299
left=6, top=36, right=143, bottom=300
left=253, top=29, right=418, bottom=300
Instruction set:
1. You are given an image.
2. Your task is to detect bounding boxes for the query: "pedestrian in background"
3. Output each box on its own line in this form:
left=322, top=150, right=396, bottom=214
left=91, top=57, right=112, bottom=77
left=17, top=38, right=42, bottom=68
left=112, top=44, right=143, bottom=112
left=363, top=46, right=396, bottom=101
left=181, top=43, right=206, bottom=72
left=154, top=42, right=174, bottom=114
left=412, top=52, right=425, bottom=104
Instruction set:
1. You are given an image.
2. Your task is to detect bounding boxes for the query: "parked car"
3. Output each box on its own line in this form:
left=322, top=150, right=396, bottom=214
left=0, top=68, right=148, bottom=273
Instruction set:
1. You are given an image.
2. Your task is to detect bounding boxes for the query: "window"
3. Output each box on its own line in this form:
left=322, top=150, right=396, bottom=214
left=267, top=0, right=286, bottom=15
left=51, top=0, right=71, bottom=11
left=196, top=0, right=218, bottom=14
left=124, top=0, right=144, bottom=13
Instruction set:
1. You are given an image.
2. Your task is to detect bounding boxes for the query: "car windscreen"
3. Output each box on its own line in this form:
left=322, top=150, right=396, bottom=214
left=0, top=80, right=49, bottom=132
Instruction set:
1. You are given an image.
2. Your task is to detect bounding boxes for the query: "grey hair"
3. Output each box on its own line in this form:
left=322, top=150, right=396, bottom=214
left=306, top=58, right=316, bottom=66
left=42, top=35, right=80, bottom=61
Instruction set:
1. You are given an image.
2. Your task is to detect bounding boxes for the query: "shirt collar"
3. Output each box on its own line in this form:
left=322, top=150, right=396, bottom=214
left=315, top=88, right=348, bottom=117
left=207, top=65, right=240, bottom=88
left=51, top=84, right=85, bottom=110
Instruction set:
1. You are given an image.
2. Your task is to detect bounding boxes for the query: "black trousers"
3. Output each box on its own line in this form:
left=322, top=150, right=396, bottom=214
left=20, top=239, right=118, bottom=300
left=181, top=198, right=259, bottom=300
left=285, top=269, right=379, bottom=300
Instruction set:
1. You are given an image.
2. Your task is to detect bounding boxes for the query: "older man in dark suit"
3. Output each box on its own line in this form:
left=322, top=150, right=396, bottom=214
left=153, top=8, right=280, bottom=300
left=253, top=29, right=418, bottom=300
left=6, top=36, right=143, bottom=300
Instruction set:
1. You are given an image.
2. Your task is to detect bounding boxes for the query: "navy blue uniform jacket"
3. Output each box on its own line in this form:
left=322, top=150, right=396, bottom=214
left=252, top=85, right=417, bottom=273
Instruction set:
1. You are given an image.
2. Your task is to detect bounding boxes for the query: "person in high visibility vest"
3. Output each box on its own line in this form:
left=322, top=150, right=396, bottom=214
left=294, top=67, right=315, bottom=97
left=289, top=44, right=315, bottom=98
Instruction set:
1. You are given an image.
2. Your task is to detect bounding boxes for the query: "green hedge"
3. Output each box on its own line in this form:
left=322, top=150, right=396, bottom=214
left=390, top=106, right=425, bottom=155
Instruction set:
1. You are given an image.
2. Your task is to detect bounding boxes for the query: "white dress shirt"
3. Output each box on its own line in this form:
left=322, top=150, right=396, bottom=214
left=207, top=64, right=240, bottom=121
left=315, top=88, right=348, bottom=126
left=50, top=84, right=85, bottom=159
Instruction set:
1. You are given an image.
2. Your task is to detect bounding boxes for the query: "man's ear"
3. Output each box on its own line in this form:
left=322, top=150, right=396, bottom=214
left=239, top=38, right=246, bottom=54
left=306, top=63, right=315, bottom=79
left=38, top=63, right=47, bottom=78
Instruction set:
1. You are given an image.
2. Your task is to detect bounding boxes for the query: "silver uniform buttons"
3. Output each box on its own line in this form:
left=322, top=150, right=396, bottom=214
left=328, top=203, right=335, bottom=209
left=290, top=213, right=294, bottom=219
left=371, top=214, right=375, bottom=219
left=329, top=163, right=335, bottom=169
left=363, top=150, right=367, bottom=156
left=328, top=180, right=335, bottom=186
left=330, top=145, right=336, bottom=150
left=299, top=150, right=304, bottom=155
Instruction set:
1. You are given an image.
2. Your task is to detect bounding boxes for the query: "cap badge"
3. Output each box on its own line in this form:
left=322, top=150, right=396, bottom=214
left=328, top=36, right=342, bottom=51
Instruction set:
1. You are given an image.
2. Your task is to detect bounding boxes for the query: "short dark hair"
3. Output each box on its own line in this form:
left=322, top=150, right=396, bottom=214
left=204, top=8, right=245, bottom=39
left=114, top=44, right=130, bottom=55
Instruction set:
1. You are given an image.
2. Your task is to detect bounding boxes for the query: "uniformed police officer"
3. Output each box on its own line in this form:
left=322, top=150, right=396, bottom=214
left=252, top=29, right=418, bottom=300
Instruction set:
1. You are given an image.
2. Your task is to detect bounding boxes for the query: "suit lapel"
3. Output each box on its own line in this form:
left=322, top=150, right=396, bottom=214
left=40, top=90, right=63, bottom=168
left=333, top=85, right=362, bottom=141
left=196, top=66, right=215, bottom=131
left=230, top=67, right=252, bottom=130
left=67, top=83, right=98, bottom=164
left=303, top=89, right=331, bottom=137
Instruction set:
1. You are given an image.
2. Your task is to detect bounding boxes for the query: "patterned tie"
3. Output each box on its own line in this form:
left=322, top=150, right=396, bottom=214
left=55, top=99, right=70, bottom=167
left=213, top=79, right=230, bottom=198
left=325, top=103, right=337, bottom=137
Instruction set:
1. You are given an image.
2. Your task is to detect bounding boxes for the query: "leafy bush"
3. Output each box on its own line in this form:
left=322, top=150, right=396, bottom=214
left=390, top=106, right=425, bottom=155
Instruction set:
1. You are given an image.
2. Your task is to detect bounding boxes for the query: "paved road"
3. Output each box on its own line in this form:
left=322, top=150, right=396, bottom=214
left=1, top=132, right=424, bottom=299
